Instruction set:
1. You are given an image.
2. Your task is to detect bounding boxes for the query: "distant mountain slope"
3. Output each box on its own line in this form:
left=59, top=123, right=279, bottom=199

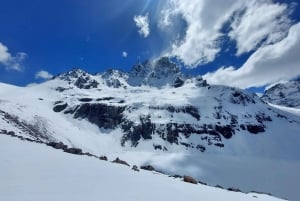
left=262, top=78, right=300, bottom=108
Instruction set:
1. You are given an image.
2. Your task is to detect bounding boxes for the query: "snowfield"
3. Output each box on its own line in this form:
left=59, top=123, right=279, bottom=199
left=0, top=135, right=285, bottom=201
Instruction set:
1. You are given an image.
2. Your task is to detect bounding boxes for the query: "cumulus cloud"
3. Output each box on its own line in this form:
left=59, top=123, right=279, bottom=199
left=229, top=0, right=291, bottom=55
left=203, top=22, right=300, bottom=89
left=159, top=0, right=292, bottom=67
left=35, top=70, right=53, bottom=80
left=122, top=51, right=128, bottom=58
left=0, top=42, right=27, bottom=71
left=134, top=13, right=150, bottom=38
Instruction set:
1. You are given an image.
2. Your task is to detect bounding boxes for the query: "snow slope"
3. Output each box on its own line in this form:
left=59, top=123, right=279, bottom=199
left=269, top=103, right=300, bottom=116
left=0, top=135, right=284, bottom=201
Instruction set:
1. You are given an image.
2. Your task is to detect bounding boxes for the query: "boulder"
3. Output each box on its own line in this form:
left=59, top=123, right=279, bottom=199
left=132, top=165, right=139, bottom=172
left=112, top=157, right=130, bottom=166
left=99, top=156, right=108, bottom=161
left=47, top=142, right=68, bottom=150
left=215, top=185, right=224, bottom=189
left=54, top=142, right=67, bottom=149
left=140, top=165, right=155, bottom=171
left=227, top=187, right=241, bottom=192
left=64, top=147, right=83, bottom=155
left=183, top=175, right=198, bottom=184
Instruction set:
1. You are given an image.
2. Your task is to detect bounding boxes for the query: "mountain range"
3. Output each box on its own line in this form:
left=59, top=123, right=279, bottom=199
left=1, top=57, right=300, bottom=200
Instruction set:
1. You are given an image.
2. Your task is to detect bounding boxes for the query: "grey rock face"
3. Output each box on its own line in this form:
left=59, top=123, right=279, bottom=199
left=73, top=103, right=125, bottom=129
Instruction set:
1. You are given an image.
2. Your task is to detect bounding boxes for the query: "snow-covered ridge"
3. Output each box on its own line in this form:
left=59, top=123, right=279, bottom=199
left=262, top=78, right=300, bottom=108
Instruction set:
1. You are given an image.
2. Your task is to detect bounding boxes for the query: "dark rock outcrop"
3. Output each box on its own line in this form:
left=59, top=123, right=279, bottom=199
left=73, top=103, right=125, bottom=129
left=215, top=125, right=234, bottom=139
left=99, top=156, right=108, bottom=161
left=121, top=115, right=155, bottom=146
left=140, top=165, right=155, bottom=171
left=53, top=103, right=68, bottom=112
left=74, top=76, right=99, bottom=89
left=47, top=141, right=68, bottom=149
left=173, top=77, right=184, bottom=88
left=132, top=165, right=139, bottom=172
left=246, top=125, right=265, bottom=134
left=228, top=187, right=242, bottom=192
left=64, top=147, right=83, bottom=155
left=231, top=90, right=256, bottom=105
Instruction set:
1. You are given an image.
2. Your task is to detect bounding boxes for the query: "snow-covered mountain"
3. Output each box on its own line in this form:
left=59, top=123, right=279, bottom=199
left=262, top=77, right=300, bottom=108
left=1, top=57, right=300, bottom=200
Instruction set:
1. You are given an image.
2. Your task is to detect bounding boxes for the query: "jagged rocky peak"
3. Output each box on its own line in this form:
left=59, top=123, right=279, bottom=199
left=58, top=68, right=88, bottom=79
left=101, top=69, right=128, bottom=88
left=261, top=78, right=300, bottom=108
left=129, top=56, right=181, bottom=77
left=129, top=60, right=152, bottom=78
left=128, top=57, right=188, bottom=87
left=152, top=57, right=180, bottom=76
left=56, top=68, right=99, bottom=89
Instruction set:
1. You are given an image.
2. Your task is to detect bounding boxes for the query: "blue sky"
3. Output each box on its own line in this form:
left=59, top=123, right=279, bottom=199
left=0, top=0, right=300, bottom=90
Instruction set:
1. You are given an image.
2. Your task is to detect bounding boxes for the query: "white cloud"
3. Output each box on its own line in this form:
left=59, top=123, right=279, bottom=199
left=203, top=22, right=300, bottom=89
left=159, top=0, right=292, bottom=67
left=35, top=70, right=53, bottom=80
left=134, top=13, right=150, bottom=38
left=0, top=42, right=27, bottom=71
left=229, top=0, right=291, bottom=55
left=122, top=51, right=128, bottom=58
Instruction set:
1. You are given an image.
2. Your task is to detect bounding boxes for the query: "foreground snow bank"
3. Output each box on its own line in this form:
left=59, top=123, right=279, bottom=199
left=0, top=135, right=283, bottom=201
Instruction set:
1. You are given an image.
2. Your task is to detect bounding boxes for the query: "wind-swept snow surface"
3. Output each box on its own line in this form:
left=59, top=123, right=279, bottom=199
left=0, top=135, right=284, bottom=201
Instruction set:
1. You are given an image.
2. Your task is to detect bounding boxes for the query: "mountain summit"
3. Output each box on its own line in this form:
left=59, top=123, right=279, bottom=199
left=128, top=57, right=188, bottom=87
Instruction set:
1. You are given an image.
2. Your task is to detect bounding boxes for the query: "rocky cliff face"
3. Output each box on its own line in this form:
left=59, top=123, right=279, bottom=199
left=55, top=92, right=276, bottom=152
